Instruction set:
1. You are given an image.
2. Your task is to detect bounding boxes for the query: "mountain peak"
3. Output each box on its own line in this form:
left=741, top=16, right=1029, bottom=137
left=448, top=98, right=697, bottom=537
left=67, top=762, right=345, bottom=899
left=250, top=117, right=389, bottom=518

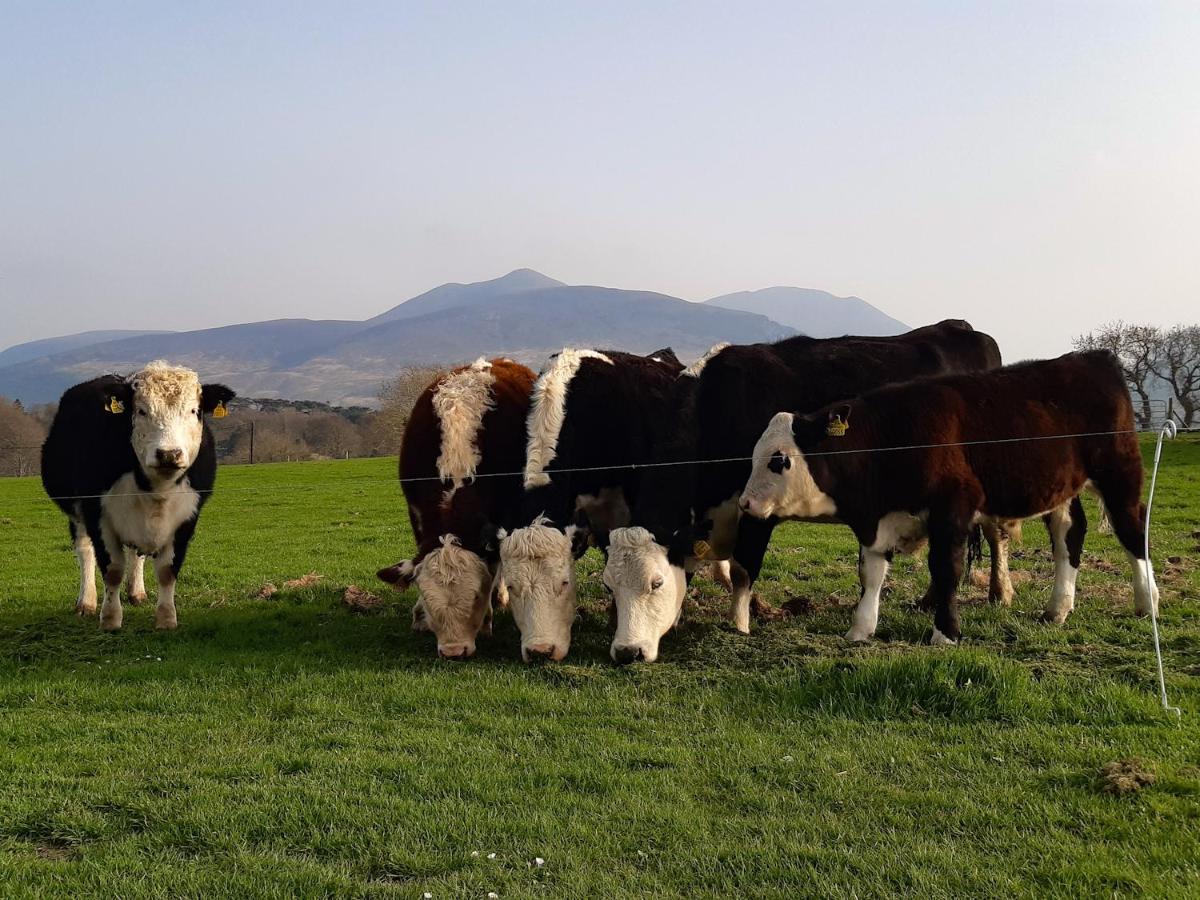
left=369, top=268, right=565, bottom=323
left=705, top=286, right=908, bottom=338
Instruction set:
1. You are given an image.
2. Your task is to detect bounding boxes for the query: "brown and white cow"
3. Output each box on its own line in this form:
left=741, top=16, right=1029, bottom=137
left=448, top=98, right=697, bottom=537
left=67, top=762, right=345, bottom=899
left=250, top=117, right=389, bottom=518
left=377, top=358, right=535, bottom=659
left=740, top=350, right=1156, bottom=644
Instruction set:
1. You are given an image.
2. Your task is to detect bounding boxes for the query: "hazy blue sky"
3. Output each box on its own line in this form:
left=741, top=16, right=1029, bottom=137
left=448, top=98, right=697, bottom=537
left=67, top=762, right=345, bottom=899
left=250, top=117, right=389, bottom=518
left=3, top=2, right=1198, bottom=359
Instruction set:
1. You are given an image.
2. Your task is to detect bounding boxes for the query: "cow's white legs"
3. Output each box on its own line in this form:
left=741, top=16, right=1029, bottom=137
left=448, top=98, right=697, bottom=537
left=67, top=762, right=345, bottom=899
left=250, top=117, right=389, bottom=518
left=729, top=561, right=752, bottom=634
left=125, top=548, right=148, bottom=605
left=846, top=547, right=890, bottom=642
left=1129, top=553, right=1159, bottom=617
left=154, top=545, right=178, bottom=630
left=709, top=559, right=733, bottom=592
left=73, top=528, right=98, bottom=616
left=99, top=563, right=125, bottom=631
left=1043, top=504, right=1079, bottom=624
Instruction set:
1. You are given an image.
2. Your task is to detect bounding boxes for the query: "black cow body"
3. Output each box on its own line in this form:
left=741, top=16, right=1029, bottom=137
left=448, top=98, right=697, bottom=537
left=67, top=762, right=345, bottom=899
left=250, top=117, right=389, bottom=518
left=41, top=368, right=233, bottom=631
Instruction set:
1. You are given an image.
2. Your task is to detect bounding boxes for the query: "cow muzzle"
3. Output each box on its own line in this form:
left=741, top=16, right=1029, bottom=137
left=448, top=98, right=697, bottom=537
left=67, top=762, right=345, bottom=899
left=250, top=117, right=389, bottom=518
left=155, top=447, right=186, bottom=470
left=438, top=642, right=475, bottom=660
left=739, top=494, right=772, bottom=519
left=611, top=644, right=646, bottom=665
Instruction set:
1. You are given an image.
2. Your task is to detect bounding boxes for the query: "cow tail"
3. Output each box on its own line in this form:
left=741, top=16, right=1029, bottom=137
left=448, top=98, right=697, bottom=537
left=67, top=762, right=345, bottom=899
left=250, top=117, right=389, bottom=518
left=963, top=524, right=984, bottom=584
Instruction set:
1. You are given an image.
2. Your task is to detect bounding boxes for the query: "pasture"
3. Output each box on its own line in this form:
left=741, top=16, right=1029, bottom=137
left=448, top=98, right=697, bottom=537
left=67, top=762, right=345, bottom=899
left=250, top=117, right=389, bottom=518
left=1, top=440, right=1198, bottom=897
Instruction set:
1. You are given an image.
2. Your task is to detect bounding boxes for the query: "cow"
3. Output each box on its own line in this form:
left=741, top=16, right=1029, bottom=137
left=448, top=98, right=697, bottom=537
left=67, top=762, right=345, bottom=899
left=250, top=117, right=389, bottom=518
left=376, top=358, right=535, bottom=660
left=41, top=361, right=235, bottom=631
left=739, top=350, right=1156, bottom=644
left=601, top=321, right=1006, bottom=663
left=494, top=348, right=685, bottom=662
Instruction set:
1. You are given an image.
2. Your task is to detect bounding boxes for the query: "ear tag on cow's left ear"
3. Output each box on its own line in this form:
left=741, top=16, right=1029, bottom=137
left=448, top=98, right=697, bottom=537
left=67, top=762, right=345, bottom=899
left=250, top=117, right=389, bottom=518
left=104, top=396, right=125, bottom=414
left=692, top=539, right=712, bottom=560
left=212, top=401, right=228, bottom=418
left=826, top=415, right=849, bottom=437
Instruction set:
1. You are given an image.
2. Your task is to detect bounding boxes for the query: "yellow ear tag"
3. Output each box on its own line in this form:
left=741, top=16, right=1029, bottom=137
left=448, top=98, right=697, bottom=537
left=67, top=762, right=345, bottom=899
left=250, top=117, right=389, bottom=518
left=826, top=415, right=849, bottom=437
left=105, top=396, right=125, bottom=414
left=212, top=401, right=228, bottom=418
left=692, top=540, right=712, bottom=560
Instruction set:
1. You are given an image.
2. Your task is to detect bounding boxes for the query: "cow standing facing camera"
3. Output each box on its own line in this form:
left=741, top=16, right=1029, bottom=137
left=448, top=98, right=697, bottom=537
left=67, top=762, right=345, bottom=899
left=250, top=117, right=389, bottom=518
left=41, top=361, right=235, bottom=631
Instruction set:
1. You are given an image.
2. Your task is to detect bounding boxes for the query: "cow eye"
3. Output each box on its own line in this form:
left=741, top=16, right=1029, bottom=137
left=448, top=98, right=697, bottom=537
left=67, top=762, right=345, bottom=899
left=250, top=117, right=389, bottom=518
left=137, top=408, right=147, bottom=417
left=651, top=575, right=664, bottom=590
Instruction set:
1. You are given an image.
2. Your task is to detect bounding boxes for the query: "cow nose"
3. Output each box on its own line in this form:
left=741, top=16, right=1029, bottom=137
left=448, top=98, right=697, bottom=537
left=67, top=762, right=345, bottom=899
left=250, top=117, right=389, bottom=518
left=156, top=448, right=184, bottom=468
left=612, top=645, right=644, bottom=665
left=739, top=496, right=751, bottom=512
left=524, top=643, right=556, bottom=661
left=438, top=644, right=472, bottom=660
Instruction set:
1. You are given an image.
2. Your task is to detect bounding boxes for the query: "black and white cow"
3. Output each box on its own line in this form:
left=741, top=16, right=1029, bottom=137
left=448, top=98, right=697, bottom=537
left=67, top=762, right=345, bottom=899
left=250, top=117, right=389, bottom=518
left=602, top=321, right=1006, bottom=663
left=494, top=348, right=684, bottom=662
left=41, top=361, right=235, bottom=631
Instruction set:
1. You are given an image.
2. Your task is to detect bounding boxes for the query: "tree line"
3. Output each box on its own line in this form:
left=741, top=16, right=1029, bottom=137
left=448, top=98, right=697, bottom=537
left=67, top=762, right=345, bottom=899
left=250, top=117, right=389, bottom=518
left=1072, top=322, right=1200, bottom=428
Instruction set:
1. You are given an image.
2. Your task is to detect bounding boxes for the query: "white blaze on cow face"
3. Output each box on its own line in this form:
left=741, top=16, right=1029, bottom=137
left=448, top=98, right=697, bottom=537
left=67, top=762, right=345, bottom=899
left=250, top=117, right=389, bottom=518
left=413, top=536, right=493, bottom=659
left=740, top=412, right=838, bottom=520
left=604, top=527, right=686, bottom=664
left=129, top=361, right=205, bottom=481
left=498, top=519, right=577, bottom=661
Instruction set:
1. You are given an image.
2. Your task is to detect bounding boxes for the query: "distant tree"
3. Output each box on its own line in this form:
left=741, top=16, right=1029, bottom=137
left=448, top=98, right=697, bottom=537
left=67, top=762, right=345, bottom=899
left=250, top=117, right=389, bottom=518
left=1073, top=322, right=1161, bottom=428
left=303, top=412, right=363, bottom=459
left=1147, top=325, right=1200, bottom=428
left=366, top=367, right=443, bottom=456
left=0, top=396, right=48, bottom=477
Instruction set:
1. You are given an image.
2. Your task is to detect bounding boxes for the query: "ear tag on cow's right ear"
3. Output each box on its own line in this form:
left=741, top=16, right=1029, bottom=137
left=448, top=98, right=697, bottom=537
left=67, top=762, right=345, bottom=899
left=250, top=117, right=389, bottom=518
left=692, top=539, right=712, bottom=560
left=826, top=415, right=849, bottom=437
left=212, top=401, right=228, bottom=418
left=104, top=396, right=125, bottom=414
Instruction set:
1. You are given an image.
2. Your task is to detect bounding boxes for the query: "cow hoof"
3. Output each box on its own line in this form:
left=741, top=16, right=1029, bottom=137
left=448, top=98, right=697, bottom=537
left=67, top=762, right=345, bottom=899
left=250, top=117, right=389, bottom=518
left=100, top=619, right=122, bottom=632
left=844, top=627, right=873, bottom=643
left=155, top=619, right=178, bottom=631
left=930, top=627, right=958, bottom=646
left=1040, top=610, right=1069, bottom=625
left=128, top=592, right=148, bottom=607
left=989, top=590, right=1014, bottom=608
left=76, top=601, right=98, bottom=617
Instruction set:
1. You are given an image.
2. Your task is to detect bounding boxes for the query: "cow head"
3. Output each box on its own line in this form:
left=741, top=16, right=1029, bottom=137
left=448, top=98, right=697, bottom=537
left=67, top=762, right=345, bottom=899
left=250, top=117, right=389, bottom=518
left=119, top=361, right=234, bottom=484
left=378, top=536, right=493, bottom=660
left=739, top=410, right=839, bottom=520
left=496, top=516, right=587, bottom=662
left=603, top=526, right=691, bottom=664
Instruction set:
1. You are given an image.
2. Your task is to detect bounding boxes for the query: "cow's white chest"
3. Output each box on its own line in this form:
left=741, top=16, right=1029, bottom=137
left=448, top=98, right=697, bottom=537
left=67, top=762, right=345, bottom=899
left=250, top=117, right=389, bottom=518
left=101, top=473, right=200, bottom=556
left=702, top=495, right=741, bottom=559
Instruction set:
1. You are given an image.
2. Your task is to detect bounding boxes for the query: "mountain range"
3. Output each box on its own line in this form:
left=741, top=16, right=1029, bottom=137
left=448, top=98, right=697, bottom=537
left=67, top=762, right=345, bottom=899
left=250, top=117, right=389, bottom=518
left=0, top=270, right=908, bottom=406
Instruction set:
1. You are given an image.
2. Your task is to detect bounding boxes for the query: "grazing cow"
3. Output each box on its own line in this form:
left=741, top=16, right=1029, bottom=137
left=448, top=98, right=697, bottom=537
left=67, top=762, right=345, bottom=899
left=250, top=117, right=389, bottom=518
left=739, top=350, right=1156, bottom=643
left=603, top=321, right=1006, bottom=663
left=495, top=348, right=684, bottom=662
left=376, top=358, right=535, bottom=659
left=41, top=361, right=235, bottom=631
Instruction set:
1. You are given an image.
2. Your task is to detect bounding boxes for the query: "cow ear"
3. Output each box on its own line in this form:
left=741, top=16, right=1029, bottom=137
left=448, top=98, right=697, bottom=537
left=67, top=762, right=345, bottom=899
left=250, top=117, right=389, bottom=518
left=201, top=384, right=236, bottom=415
left=480, top=522, right=502, bottom=563
left=104, top=381, right=134, bottom=416
left=377, top=559, right=416, bottom=590
left=825, top=404, right=852, bottom=436
left=566, top=510, right=592, bottom=559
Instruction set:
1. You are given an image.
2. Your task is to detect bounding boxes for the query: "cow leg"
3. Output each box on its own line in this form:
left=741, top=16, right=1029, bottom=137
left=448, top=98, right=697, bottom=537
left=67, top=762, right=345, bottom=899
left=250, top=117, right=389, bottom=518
left=71, top=521, right=98, bottom=616
left=125, top=548, right=148, bottom=605
left=982, top=519, right=1014, bottom=607
left=154, top=545, right=178, bottom=631
left=846, top=546, right=891, bottom=642
left=709, top=559, right=733, bottom=592
left=99, top=544, right=125, bottom=633
left=1104, top=500, right=1158, bottom=617
left=1042, top=499, right=1086, bottom=624
left=926, top=514, right=970, bottom=644
left=729, top=516, right=774, bottom=634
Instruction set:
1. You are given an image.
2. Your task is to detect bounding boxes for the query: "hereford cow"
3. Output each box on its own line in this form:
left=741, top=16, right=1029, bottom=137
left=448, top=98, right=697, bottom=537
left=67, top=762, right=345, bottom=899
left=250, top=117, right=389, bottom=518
left=494, top=348, right=684, bottom=662
left=376, top=358, right=535, bottom=659
left=602, top=321, right=1006, bottom=663
left=739, top=350, right=1156, bottom=644
left=41, top=361, right=235, bottom=631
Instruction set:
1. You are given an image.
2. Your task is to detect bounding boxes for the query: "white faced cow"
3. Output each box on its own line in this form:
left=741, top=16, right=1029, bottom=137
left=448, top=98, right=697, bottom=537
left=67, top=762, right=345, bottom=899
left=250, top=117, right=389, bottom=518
left=740, top=351, right=1157, bottom=644
left=41, top=361, right=234, bottom=631
left=495, top=348, right=683, bottom=662
left=376, top=358, right=535, bottom=659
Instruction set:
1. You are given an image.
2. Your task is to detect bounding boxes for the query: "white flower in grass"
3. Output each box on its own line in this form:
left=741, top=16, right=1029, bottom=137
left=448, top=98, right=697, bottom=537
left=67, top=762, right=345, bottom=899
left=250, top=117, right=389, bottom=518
left=533, top=857, right=545, bottom=868
left=487, top=852, right=497, bottom=860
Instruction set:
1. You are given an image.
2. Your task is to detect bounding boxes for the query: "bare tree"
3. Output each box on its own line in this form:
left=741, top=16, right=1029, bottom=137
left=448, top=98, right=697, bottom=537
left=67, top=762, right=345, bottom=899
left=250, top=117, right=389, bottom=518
left=366, top=367, right=443, bottom=455
left=1148, top=325, right=1200, bottom=427
left=0, top=396, right=48, bottom=477
left=1073, top=322, right=1161, bottom=427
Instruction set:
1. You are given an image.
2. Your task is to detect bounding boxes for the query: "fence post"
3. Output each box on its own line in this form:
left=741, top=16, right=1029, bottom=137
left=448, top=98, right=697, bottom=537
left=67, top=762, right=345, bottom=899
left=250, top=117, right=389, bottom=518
left=249, top=421, right=255, bottom=465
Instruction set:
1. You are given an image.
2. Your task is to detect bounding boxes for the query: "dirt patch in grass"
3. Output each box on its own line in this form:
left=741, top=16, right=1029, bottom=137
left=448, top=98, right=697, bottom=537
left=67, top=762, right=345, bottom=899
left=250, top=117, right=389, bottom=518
left=35, top=841, right=80, bottom=861
left=1097, top=759, right=1156, bottom=795
left=342, top=585, right=382, bottom=613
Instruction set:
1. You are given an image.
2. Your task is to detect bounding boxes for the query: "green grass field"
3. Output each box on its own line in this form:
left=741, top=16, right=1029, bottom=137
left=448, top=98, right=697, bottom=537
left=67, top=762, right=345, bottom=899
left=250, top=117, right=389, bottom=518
left=1, top=439, right=1198, bottom=897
